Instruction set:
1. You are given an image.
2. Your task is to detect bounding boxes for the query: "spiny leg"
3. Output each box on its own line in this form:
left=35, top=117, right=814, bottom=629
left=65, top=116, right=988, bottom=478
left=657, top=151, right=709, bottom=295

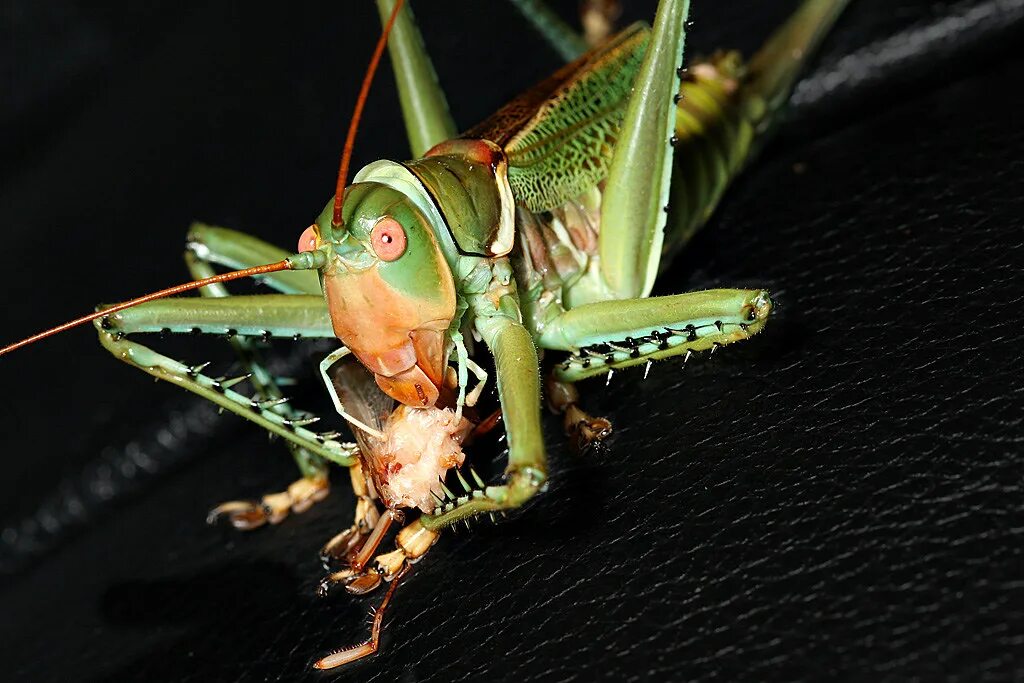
left=599, top=0, right=690, bottom=299
left=539, top=289, right=773, bottom=382
left=94, top=223, right=338, bottom=467
left=319, top=465, right=483, bottom=597
left=421, top=313, right=548, bottom=530
left=96, top=293, right=357, bottom=467
left=182, top=227, right=335, bottom=527
left=549, top=0, right=822, bottom=379
left=635, top=0, right=852, bottom=264
left=584, top=0, right=845, bottom=331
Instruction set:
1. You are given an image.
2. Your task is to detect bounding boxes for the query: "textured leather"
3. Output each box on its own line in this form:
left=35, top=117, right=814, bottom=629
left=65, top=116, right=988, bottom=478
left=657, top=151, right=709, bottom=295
left=1, top=1, right=1022, bottom=681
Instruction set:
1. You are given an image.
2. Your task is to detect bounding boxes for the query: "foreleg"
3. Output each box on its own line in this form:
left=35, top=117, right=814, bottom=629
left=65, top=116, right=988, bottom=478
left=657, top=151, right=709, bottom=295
left=96, top=294, right=356, bottom=466
left=421, top=314, right=548, bottom=530
left=318, top=516, right=438, bottom=597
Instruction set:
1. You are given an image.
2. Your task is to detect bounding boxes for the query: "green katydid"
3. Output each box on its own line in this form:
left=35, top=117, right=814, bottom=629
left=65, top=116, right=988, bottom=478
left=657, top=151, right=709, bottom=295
left=0, top=0, right=851, bottom=668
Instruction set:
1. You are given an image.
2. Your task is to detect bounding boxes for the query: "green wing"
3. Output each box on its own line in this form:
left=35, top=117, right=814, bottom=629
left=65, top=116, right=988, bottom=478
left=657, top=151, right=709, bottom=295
left=463, top=24, right=650, bottom=213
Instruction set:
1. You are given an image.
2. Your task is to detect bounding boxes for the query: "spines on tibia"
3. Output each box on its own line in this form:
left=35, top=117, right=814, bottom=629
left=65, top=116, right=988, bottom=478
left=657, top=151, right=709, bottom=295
left=555, top=290, right=772, bottom=382
left=95, top=323, right=357, bottom=466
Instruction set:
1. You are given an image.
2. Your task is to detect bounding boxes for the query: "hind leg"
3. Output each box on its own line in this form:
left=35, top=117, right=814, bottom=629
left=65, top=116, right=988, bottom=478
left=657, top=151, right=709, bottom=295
left=541, top=288, right=773, bottom=381
left=537, top=289, right=770, bottom=450
left=599, top=0, right=691, bottom=299
left=546, top=374, right=612, bottom=452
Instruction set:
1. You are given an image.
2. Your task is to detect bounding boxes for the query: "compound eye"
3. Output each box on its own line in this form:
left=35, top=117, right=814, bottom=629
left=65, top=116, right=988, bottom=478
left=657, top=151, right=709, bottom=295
left=297, top=225, right=319, bottom=253
left=370, top=217, right=407, bottom=262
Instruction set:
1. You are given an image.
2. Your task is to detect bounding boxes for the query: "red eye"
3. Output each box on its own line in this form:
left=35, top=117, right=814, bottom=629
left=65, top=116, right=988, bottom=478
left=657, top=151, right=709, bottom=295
left=297, top=225, right=318, bottom=253
left=370, top=217, right=407, bottom=262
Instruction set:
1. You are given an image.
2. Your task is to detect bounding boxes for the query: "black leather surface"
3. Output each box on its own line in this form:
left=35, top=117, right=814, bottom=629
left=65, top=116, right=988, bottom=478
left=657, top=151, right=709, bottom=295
left=2, top=1, right=1023, bottom=681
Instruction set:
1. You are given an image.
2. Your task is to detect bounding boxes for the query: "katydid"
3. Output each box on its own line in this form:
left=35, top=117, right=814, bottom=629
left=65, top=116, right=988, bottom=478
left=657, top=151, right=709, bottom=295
left=1, top=0, right=851, bottom=668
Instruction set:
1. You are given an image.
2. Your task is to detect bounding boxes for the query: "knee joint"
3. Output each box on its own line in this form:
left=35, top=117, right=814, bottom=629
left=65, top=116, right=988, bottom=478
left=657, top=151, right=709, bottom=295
left=506, top=466, right=548, bottom=507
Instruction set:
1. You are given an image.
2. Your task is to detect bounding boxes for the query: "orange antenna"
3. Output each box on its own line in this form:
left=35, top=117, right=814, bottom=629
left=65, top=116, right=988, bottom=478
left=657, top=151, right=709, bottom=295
left=332, top=0, right=406, bottom=228
left=0, top=260, right=292, bottom=357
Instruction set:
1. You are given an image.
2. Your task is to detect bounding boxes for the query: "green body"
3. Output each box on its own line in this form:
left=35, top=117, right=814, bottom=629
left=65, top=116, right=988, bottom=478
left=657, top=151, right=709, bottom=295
left=94, top=0, right=850, bottom=529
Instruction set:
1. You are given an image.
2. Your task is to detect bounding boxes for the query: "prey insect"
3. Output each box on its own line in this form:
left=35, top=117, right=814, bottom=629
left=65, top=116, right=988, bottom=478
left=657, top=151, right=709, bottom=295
left=2, top=0, right=851, bottom=669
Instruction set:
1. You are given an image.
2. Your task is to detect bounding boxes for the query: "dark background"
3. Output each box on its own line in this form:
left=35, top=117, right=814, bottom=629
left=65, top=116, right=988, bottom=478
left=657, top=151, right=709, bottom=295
left=2, top=1, right=1023, bottom=680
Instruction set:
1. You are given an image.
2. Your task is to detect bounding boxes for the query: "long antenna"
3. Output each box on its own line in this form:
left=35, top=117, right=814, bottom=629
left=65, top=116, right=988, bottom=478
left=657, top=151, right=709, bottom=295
left=331, top=0, right=406, bottom=228
left=0, top=1, right=408, bottom=356
left=0, top=260, right=292, bottom=357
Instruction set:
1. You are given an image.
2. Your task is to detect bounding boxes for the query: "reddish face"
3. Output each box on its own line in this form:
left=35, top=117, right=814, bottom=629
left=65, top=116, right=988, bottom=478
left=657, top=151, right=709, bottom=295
left=322, top=269, right=452, bottom=407
left=306, top=183, right=458, bottom=409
